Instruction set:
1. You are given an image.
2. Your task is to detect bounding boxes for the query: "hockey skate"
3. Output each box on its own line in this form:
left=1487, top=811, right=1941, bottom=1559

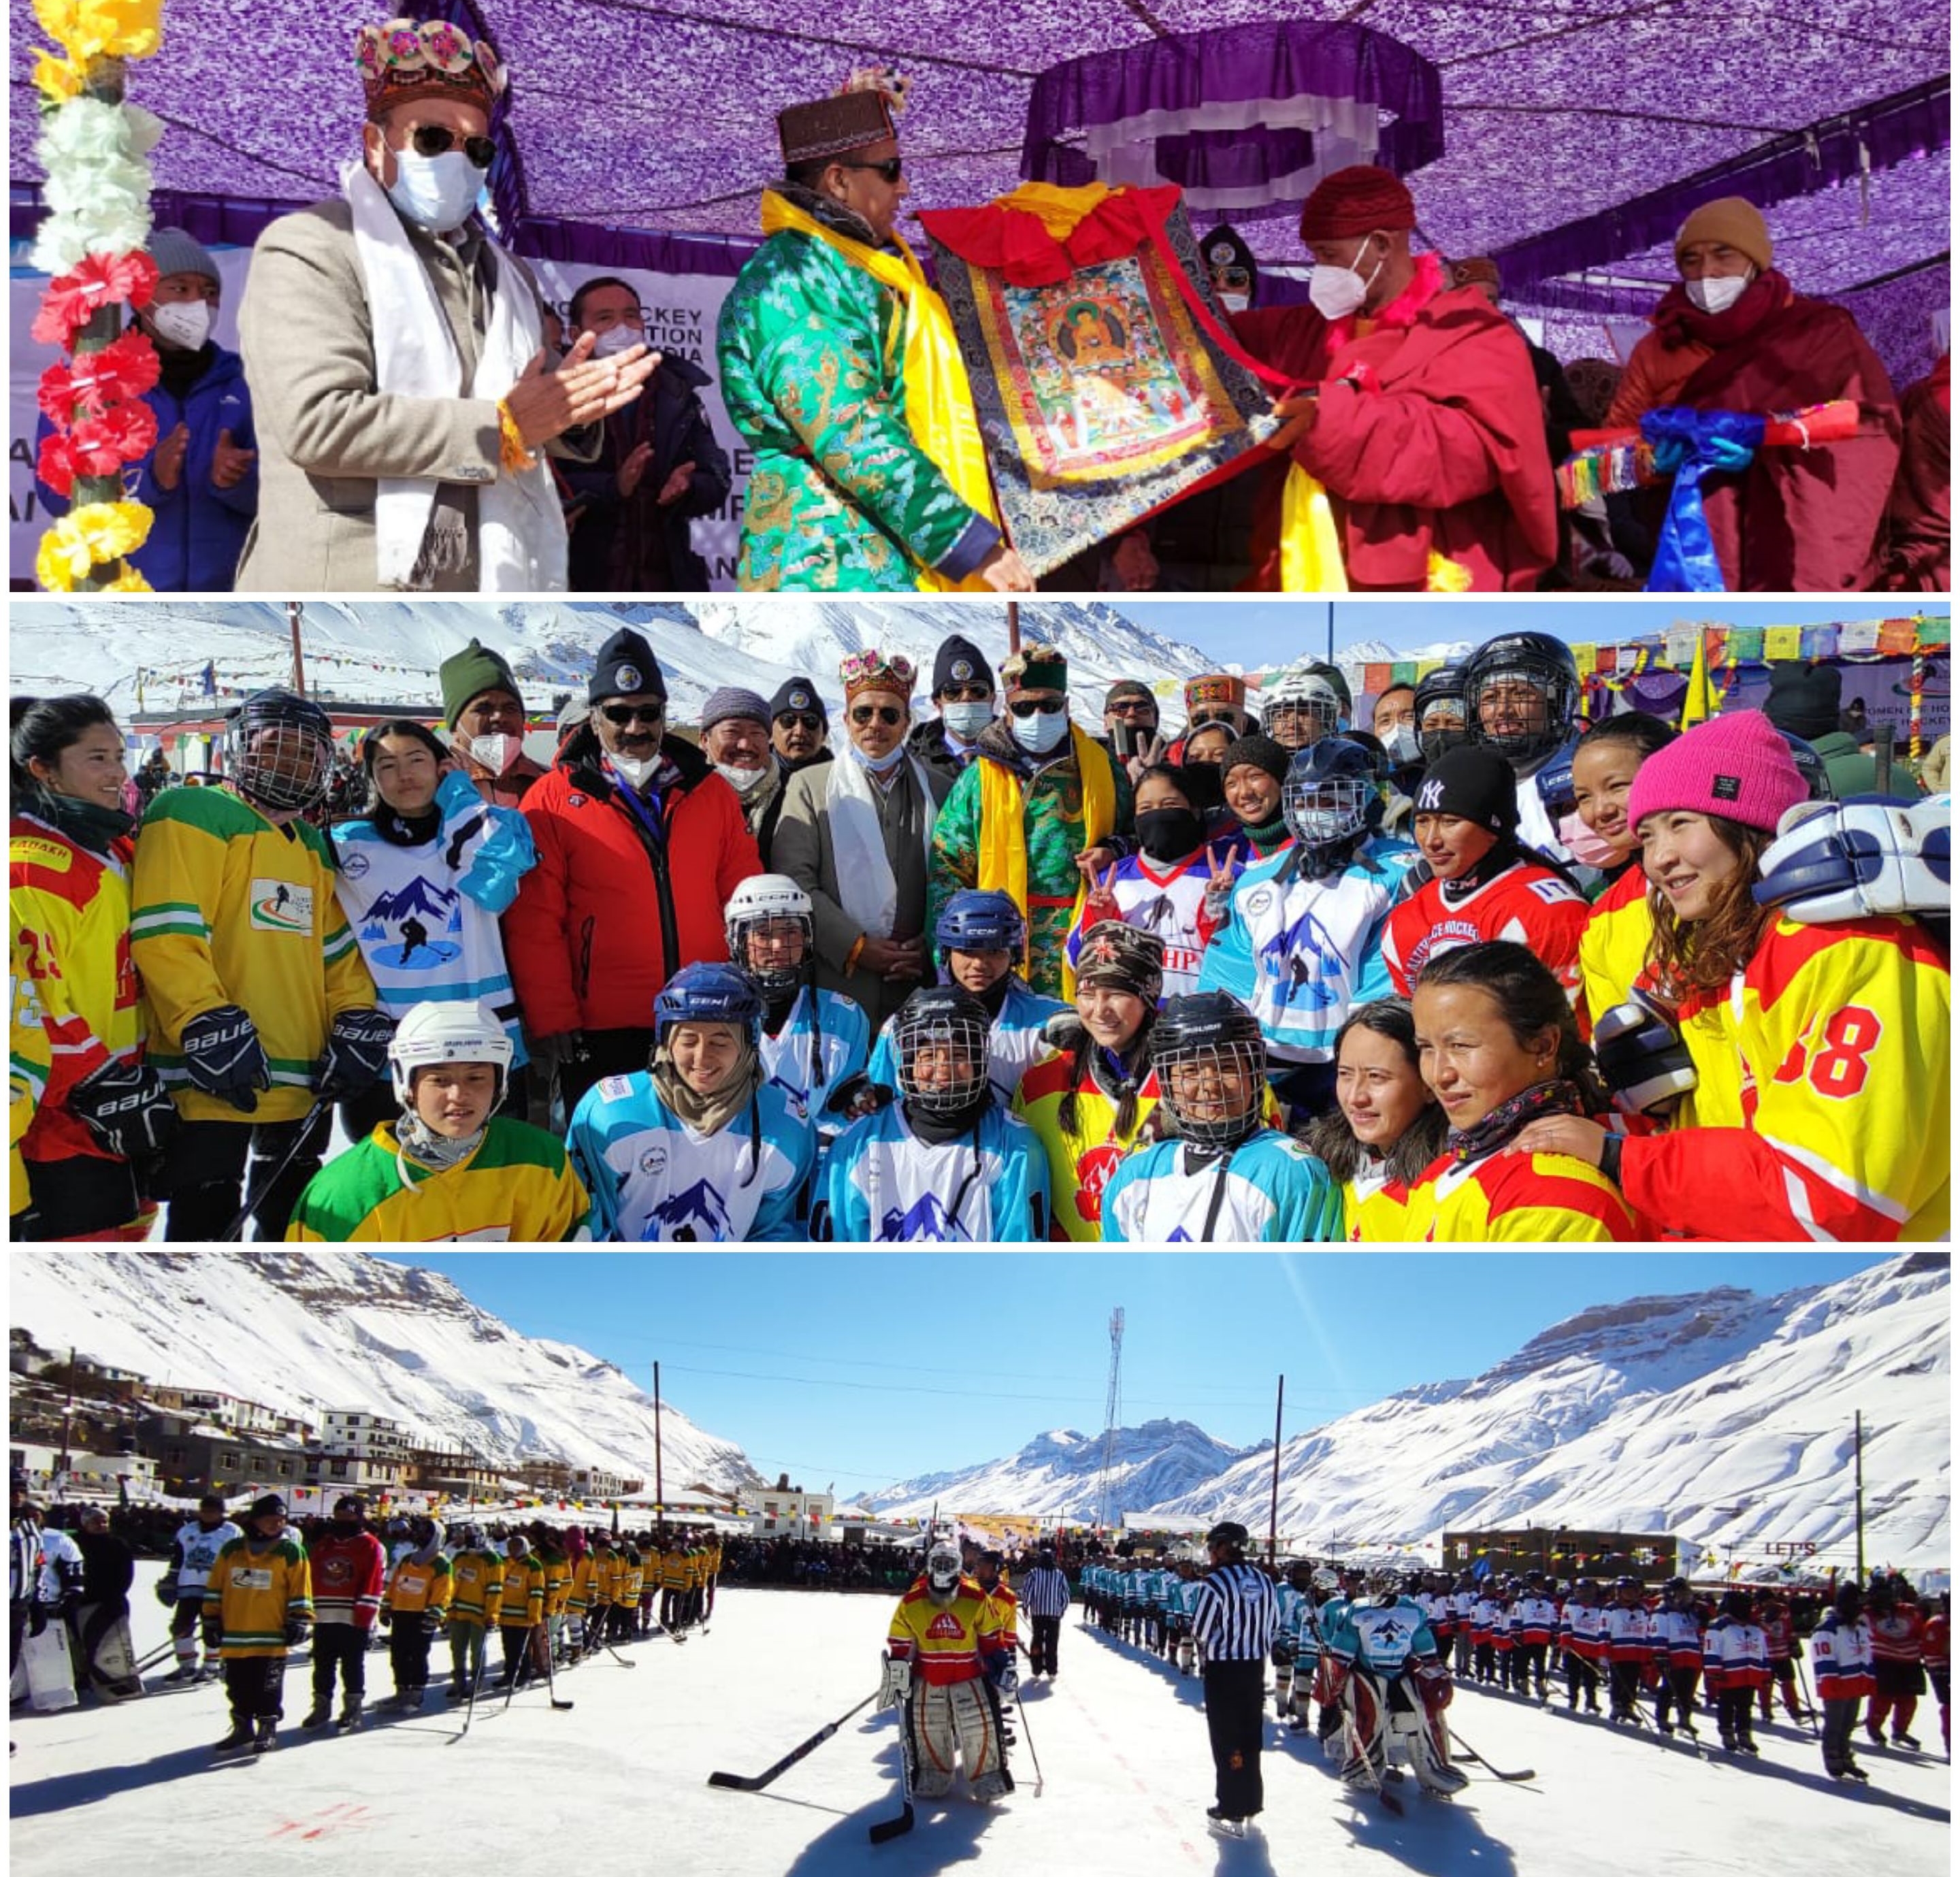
left=212, top=1718, right=255, bottom=1755
left=252, top=1717, right=278, bottom=1754
left=1206, top=1808, right=1252, bottom=1840
left=301, top=1702, right=331, bottom=1729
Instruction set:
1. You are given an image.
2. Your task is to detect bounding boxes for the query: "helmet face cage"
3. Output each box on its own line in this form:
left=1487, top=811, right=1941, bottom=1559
left=1156, top=1036, right=1265, bottom=1145
left=895, top=1009, right=991, bottom=1113
left=227, top=700, right=333, bottom=812
left=926, top=1544, right=962, bottom=1590
left=1467, top=657, right=1578, bottom=764
left=728, top=909, right=813, bottom=996
left=1264, top=683, right=1341, bottom=749
left=1281, top=770, right=1373, bottom=849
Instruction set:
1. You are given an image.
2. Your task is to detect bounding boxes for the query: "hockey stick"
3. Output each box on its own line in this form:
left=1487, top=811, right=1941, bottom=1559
left=708, top=1691, right=879, bottom=1791
left=134, top=1639, right=179, bottom=1677
left=1446, top=1726, right=1536, bottom=1782
left=1012, top=1683, right=1044, bottom=1797
left=868, top=1700, right=917, bottom=1843
left=1338, top=1691, right=1403, bottom=1816
left=450, top=1651, right=485, bottom=1742
left=220, top=1098, right=329, bottom=1241
left=540, top=1625, right=574, bottom=1711
left=1793, top=1659, right=1821, bottom=1734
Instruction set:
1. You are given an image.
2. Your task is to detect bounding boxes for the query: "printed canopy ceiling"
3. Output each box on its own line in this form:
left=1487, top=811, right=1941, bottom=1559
left=9, top=0, right=1950, bottom=305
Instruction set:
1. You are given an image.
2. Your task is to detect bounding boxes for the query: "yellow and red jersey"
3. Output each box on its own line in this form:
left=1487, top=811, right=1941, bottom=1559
left=10, top=815, right=142, bottom=1166
left=130, top=784, right=376, bottom=1124
left=202, top=1536, right=312, bottom=1659
left=1575, top=866, right=1651, bottom=1040
left=1621, top=915, right=1950, bottom=1241
left=981, top=1578, right=1019, bottom=1650
left=1012, top=1051, right=1162, bottom=1242
left=10, top=938, right=50, bottom=1220
left=1358, top=1146, right=1638, bottom=1243
left=887, top=1578, right=1009, bottom=1686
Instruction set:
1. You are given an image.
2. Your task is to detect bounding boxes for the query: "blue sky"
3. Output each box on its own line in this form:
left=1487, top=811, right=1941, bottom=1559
left=370, top=1252, right=1888, bottom=1497
left=1109, top=598, right=1950, bottom=671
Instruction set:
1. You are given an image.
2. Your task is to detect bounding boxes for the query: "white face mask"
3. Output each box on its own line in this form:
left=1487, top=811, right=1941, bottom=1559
left=1219, top=291, right=1251, bottom=316
left=463, top=732, right=522, bottom=777
left=1308, top=235, right=1384, bottom=322
left=150, top=300, right=212, bottom=350
left=1381, top=723, right=1422, bottom=767
left=941, top=702, right=994, bottom=742
left=385, top=148, right=483, bottom=234
left=849, top=739, right=908, bottom=776
left=591, top=325, right=643, bottom=358
left=1011, top=707, right=1071, bottom=755
left=716, top=761, right=769, bottom=797
left=607, top=751, right=661, bottom=788
left=1686, top=272, right=1751, bottom=315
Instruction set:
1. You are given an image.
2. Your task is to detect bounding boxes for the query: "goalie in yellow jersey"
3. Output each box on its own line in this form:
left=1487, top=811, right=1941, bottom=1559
left=881, top=1541, right=1014, bottom=1804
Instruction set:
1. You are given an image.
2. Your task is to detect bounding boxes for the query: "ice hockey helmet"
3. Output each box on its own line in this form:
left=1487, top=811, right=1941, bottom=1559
left=1773, top=728, right=1837, bottom=802
left=935, top=888, right=1026, bottom=960
left=1280, top=736, right=1383, bottom=871
left=1415, top=664, right=1470, bottom=764
left=655, top=961, right=764, bottom=1041
left=223, top=689, right=336, bottom=813
left=1463, top=632, right=1581, bottom=766
left=926, top=1542, right=963, bottom=1592
left=725, top=874, right=815, bottom=996
left=1205, top=1520, right=1250, bottom=1552
left=388, top=999, right=514, bottom=1108
left=892, top=985, right=992, bottom=1115
left=1149, top=992, right=1265, bottom=1148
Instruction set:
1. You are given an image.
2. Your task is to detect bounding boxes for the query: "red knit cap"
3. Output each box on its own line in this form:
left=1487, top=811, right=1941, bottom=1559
left=1298, top=165, right=1416, bottom=243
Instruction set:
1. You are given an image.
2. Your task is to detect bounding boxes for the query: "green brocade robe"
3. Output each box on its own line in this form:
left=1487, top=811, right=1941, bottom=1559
left=717, top=206, right=992, bottom=591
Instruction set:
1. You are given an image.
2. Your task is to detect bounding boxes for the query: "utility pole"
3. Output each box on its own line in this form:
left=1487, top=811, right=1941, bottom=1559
left=1096, top=1308, right=1125, bottom=1537
left=1267, top=1375, right=1284, bottom=1569
left=287, top=599, right=307, bottom=696
left=1325, top=600, right=1335, bottom=666
left=1006, top=599, right=1022, bottom=657
left=1853, top=1410, right=1865, bottom=1581
left=653, top=1361, right=666, bottom=1542
left=59, top=1345, right=78, bottom=1473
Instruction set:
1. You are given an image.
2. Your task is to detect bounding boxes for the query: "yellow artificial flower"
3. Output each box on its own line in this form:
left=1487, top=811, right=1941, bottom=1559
left=31, top=49, right=84, bottom=103
left=35, top=499, right=152, bottom=590
left=33, top=0, right=163, bottom=63
left=98, top=565, right=154, bottom=591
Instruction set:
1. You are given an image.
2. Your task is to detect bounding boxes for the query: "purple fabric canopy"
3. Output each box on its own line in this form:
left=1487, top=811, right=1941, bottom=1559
left=10, top=0, right=1948, bottom=339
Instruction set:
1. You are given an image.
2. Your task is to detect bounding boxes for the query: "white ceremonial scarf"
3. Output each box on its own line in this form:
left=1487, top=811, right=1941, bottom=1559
left=826, top=745, right=938, bottom=940
left=342, top=161, right=566, bottom=591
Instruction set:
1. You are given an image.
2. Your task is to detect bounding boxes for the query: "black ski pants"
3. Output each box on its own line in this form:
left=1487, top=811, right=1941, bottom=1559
left=310, top=1623, right=368, bottom=1712
left=1201, top=1658, right=1267, bottom=1821
left=1654, top=1665, right=1700, bottom=1731
left=389, top=1622, right=434, bottom=1695
left=1028, top=1614, right=1062, bottom=1677
left=161, top=1109, right=332, bottom=1241
left=223, top=1654, right=286, bottom=1723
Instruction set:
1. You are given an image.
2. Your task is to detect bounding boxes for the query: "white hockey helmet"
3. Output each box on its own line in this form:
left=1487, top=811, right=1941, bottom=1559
left=925, top=1542, right=963, bottom=1593
left=388, top=1000, right=514, bottom=1107
left=725, top=873, right=815, bottom=996
left=1262, top=666, right=1345, bottom=747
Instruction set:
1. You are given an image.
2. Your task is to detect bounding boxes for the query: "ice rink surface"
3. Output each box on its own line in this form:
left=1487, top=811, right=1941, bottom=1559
left=11, top=1566, right=1950, bottom=1877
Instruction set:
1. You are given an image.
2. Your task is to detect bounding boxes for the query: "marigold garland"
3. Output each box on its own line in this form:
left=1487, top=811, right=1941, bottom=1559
left=34, top=500, right=154, bottom=591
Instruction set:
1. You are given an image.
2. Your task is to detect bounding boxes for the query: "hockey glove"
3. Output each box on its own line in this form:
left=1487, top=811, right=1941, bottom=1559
left=155, top=1578, right=178, bottom=1607
left=421, top=1610, right=444, bottom=1635
left=878, top=1651, right=911, bottom=1710
left=990, top=1659, right=1019, bottom=1701
left=378, top=1607, right=393, bottom=1628
left=1414, top=1661, right=1452, bottom=1712
left=28, top=1603, right=49, bottom=1637
left=313, top=1007, right=396, bottom=1099
left=68, top=1056, right=178, bottom=1160
left=1273, top=1640, right=1296, bottom=1668
left=1592, top=989, right=1696, bottom=1116
left=826, top=1072, right=893, bottom=1122
left=202, top=1619, right=223, bottom=1651
left=284, top=1616, right=311, bottom=1648
left=1754, top=796, right=1950, bottom=923
left=180, top=1004, right=272, bottom=1113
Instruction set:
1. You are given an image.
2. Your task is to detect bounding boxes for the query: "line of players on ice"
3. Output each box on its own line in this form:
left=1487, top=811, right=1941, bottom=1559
left=12, top=626, right=1950, bottom=1243
left=1079, top=1557, right=1949, bottom=1790
left=30, top=1490, right=721, bottom=1755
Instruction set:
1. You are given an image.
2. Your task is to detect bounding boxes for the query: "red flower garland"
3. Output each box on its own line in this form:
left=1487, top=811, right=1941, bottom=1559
left=29, top=250, right=159, bottom=348
left=36, top=400, right=161, bottom=497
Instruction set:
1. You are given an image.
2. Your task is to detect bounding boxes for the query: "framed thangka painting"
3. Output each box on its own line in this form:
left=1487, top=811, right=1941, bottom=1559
left=923, top=185, right=1284, bottom=576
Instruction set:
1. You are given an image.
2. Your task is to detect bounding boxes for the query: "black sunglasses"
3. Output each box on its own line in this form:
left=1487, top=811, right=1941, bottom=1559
left=1010, top=698, right=1064, bottom=719
left=850, top=704, right=904, bottom=727
left=411, top=125, right=497, bottom=169
left=937, top=683, right=994, bottom=704
left=601, top=704, right=664, bottom=728
left=775, top=713, right=824, bottom=733
left=838, top=157, right=903, bottom=184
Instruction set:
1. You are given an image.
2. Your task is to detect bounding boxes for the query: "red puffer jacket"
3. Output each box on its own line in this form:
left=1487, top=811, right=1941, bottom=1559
left=504, top=727, right=761, bottom=1036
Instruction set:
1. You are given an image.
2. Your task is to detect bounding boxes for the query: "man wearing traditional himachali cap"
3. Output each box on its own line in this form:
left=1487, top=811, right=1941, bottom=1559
left=715, top=71, right=1034, bottom=594
left=1231, top=164, right=1556, bottom=594
left=772, top=651, right=955, bottom=1036
left=235, top=18, right=654, bottom=592
left=928, top=647, right=1133, bottom=1002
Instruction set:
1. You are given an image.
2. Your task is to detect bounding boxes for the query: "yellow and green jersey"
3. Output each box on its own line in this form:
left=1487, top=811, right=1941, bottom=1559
left=387, top=1552, right=453, bottom=1617
left=131, top=785, right=375, bottom=1124
left=203, top=1536, right=312, bottom=1658
left=448, top=1548, right=505, bottom=1627
left=285, top=1118, right=588, bottom=1242
left=499, top=1553, right=546, bottom=1629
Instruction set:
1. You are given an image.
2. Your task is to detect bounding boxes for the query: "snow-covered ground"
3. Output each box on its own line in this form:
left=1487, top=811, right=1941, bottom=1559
left=11, top=1567, right=1948, bottom=1876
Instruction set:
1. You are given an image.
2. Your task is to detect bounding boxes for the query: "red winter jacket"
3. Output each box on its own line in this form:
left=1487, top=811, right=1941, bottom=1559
left=504, top=728, right=762, bottom=1037
left=309, top=1529, right=387, bottom=1630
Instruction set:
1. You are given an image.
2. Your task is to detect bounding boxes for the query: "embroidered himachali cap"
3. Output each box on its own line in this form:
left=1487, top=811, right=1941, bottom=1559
left=1002, top=645, right=1068, bottom=696
left=356, top=18, right=507, bottom=123
left=840, top=648, right=917, bottom=700
left=1185, top=672, right=1245, bottom=712
left=777, top=67, right=909, bottom=167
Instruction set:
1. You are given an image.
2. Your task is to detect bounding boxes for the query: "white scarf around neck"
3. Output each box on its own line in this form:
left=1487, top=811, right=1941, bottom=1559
left=826, top=744, right=938, bottom=940
left=342, top=160, right=566, bottom=591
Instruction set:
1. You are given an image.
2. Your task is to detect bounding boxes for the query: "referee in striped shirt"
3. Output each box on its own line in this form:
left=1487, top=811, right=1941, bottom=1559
left=1019, top=1545, right=1071, bottom=1679
left=1191, top=1520, right=1278, bottom=1833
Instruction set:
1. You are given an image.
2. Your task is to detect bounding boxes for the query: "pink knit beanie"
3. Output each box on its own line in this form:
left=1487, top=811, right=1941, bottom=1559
left=1626, top=709, right=1807, bottom=835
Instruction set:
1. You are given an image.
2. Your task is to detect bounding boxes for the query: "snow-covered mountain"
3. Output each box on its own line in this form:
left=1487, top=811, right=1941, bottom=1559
left=7, top=1250, right=761, bottom=1493
left=863, top=1259, right=1947, bottom=1570
left=1149, top=1256, right=1948, bottom=1570
left=866, top=1418, right=1258, bottom=1523
left=9, top=597, right=1218, bottom=730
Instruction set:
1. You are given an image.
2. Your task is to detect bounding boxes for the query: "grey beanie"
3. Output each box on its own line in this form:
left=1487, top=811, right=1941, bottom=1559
left=700, top=686, right=772, bottom=734
left=146, top=227, right=220, bottom=285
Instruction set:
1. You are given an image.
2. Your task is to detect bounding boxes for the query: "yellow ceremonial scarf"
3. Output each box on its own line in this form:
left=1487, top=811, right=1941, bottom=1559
left=976, top=725, right=1116, bottom=998
left=759, top=191, right=999, bottom=593
left=1279, top=463, right=1348, bottom=593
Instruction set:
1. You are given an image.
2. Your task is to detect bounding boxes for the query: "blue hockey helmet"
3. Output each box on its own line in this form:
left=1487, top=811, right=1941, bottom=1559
left=935, top=888, right=1025, bottom=958
left=1772, top=728, right=1836, bottom=803
left=1281, top=736, right=1383, bottom=864
left=654, top=962, right=764, bottom=1041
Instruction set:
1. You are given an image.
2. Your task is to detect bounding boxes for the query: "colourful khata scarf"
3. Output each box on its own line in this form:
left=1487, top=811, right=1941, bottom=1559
left=1446, top=1077, right=1587, bottom=1164
left=759, top=190, right=1000, bottom=593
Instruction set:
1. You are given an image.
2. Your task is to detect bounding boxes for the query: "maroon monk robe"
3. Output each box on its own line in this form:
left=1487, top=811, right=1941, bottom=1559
left=1876, top=352, right=1948, bottom=593
left=1656, top=270, right=1900, bottom=591
left=1232, top=254, right=1556, bottom=591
